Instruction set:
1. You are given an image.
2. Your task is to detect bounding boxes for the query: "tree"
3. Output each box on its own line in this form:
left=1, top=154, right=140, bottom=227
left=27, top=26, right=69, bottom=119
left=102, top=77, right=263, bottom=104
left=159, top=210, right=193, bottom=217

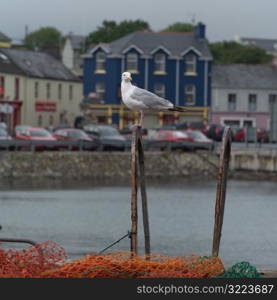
left=85, top=19, right=150, bottom=46
left=209, top=41, right=273, bottom=64
left=161, top=22, right=194, bottom=33
left=24, top=27, right=63, bottom=58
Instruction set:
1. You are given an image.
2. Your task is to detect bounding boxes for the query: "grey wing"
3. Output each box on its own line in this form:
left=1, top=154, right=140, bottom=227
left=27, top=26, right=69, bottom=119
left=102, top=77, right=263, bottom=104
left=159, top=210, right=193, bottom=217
left=131, top=87, right=173, bottom=110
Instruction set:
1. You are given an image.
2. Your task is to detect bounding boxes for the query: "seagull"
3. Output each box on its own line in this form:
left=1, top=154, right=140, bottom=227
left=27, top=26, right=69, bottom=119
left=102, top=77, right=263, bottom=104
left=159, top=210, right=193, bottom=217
left=121, top=71, right=190, bottom=128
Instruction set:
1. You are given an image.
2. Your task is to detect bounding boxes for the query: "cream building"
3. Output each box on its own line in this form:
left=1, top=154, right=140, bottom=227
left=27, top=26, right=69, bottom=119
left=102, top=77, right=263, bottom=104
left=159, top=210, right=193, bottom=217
left=0, top=47, right=82, bottom=130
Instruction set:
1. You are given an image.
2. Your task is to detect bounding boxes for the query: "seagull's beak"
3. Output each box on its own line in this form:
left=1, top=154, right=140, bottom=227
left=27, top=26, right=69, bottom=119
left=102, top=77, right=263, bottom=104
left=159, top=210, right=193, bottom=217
left=128, top=76, right=132, bottom=81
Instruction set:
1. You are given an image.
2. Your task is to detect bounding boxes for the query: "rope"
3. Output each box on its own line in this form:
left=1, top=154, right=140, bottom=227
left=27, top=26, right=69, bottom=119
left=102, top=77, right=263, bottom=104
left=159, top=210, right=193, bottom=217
left=98, top=231, right=131, bottom=255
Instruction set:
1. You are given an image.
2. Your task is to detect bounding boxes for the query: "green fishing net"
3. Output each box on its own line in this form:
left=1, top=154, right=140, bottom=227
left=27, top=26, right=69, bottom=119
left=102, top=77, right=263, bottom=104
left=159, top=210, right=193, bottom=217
left=216, top=261, right=261, bottom=278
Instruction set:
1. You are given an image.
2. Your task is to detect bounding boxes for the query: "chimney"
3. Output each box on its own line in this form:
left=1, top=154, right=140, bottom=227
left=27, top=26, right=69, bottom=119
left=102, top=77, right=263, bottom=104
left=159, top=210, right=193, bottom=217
left=195, top=22, right=206, bottom=39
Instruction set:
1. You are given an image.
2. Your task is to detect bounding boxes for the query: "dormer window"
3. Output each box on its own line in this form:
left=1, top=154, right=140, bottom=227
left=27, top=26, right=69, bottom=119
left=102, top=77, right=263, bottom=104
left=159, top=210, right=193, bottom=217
left=154, top=53, right=166, bottom=74
left=185, top=53, right=197, bottom=74
left=95, top=51, right=106, bottom=73
left=126, top=53, right=138, bottom=72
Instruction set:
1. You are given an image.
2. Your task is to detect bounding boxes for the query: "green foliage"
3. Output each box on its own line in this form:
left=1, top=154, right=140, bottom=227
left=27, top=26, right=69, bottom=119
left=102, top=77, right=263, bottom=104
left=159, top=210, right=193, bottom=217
left=24, top=27, right=63, bottom=51
left=209, top=41, right=273, bottom=64
left=85, top=19, right=150, bottom=46
left=161, top=22, right=194, bottom=33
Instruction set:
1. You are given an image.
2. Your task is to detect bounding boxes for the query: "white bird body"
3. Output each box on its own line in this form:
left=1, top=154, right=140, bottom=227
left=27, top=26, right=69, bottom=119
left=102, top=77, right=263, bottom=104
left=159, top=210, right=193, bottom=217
left=121, top=71, right=187, bottom=127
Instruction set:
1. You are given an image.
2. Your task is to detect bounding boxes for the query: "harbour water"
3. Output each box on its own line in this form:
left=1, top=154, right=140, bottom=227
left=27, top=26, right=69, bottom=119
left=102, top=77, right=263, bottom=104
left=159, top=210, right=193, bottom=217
left=0, top=178, right=276, bottom=269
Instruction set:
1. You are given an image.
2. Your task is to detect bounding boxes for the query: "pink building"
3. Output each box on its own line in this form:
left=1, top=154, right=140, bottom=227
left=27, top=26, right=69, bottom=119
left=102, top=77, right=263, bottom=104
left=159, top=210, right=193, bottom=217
left=211, top=64, right=277, bottom=130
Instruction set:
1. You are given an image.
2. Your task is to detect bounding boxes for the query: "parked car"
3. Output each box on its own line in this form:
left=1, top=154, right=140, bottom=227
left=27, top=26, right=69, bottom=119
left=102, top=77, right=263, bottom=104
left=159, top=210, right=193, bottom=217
left=16, top=127, right=56, bottom=150
left=232, top=127, right=269, bottom=143
left=0, top=128, right=13, bottom=150
left=53, top=128, right=98, bottom=150
left=0, top=128, right=12, bottom=140
left=207, top=124, right=225, bottom=141
left=84, top=125, right=127, bottom=151
left=185, top=130, right=214, bottom=150
left=150, top=129, right=194, bottom=151
left=14, top=125, right=32, bottom=136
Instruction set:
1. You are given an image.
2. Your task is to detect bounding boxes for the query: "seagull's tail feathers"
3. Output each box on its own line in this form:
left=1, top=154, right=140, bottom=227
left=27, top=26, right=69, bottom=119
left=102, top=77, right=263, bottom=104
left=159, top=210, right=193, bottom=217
left=167, top=106, right=188, bottom=112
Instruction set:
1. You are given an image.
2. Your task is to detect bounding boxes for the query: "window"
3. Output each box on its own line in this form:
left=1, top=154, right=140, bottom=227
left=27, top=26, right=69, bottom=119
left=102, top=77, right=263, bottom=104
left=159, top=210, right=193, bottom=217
left=0, top=76, right=5, bottom=99
left=228, top=94, right=236, bottom=111
left=69, top=85, right=73, bottom=100
left=49, top=115, right=54, bottom=126
left=248, top=94, right=257, bottom=112
left=14, top=78, right=20, bottom=100
left=58, top=84, right=62, bottom=100
left=185, top=54, right=197, bottom=74
left=96, top=82, right=106, bottom=102
left=126, top=53, right=138, bottom=72
left=185, top=84, right=196, bottom=105
left=38, top=115, right=43, bottom=127
left=269, top=94, right=277, bottom=110
left=46, top=83, right=51, bottom=99
left=34, top=82, right=39, bottom=98
left=154, top=53, right=166, bottom=73
left=95, top=51, right=106, bottom=71
left=154, top=83, right=165, bottom=98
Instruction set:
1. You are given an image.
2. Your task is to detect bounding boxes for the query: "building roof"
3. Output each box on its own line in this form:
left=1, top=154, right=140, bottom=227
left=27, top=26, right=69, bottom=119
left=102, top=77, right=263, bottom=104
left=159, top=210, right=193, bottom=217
left=240, top=37, right=277, bottom=53
left=0, top=31, right=11, bottom=42
left=85, top=31, right=212, bottom=60
left=67, top=34, right=84, bottom=50
left=0, top=47, right=80, bottom=81
left=212, top=64, right=277, bottom=89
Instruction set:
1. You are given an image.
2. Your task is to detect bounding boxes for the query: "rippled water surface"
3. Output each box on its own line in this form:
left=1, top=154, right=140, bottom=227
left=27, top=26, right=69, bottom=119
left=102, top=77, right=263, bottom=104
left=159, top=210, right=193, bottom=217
left=0, top=178, right=277, bottom=269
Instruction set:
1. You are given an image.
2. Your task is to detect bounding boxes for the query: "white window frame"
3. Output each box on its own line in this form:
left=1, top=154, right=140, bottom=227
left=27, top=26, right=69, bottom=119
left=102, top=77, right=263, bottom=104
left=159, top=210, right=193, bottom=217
left=154, top=83, right=165, bottom=98
left=96, top=82, right=106, bottom=102
left=34, top=81, right=39, bottom=98
left=154, top=53, right=166, bottom=73
left=185, top=54, right=197, bottom=74
left=248, top=94, right=257, bottom=112
left=185, top=84, right=196, bottom=105
left=228, top=93, right=236, bottom=111
left=126, top=52, right=138, bottom=72
left=58, top=83, right=62, bottom=100
left=95, top=51, right=106, bottom=72
left=69, top=84, right=73, bottom=101
left=220, top=117, right=256, bottom=128
left=46, top=83, right=51, bottom=99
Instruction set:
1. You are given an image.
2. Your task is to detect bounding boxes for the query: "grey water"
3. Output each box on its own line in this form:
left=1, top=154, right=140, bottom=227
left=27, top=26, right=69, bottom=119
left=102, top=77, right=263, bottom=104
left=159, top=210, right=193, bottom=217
left=0, top=178, right=277, bottom=269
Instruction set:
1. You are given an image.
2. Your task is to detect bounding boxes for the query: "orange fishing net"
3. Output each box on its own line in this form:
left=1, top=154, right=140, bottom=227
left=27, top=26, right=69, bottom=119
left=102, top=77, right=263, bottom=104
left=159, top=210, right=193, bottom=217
left=0, top=242, right=224, bottom=278
left=0, top=241, right=66, bottom=278
left=40, top=251, right=224, bottom=278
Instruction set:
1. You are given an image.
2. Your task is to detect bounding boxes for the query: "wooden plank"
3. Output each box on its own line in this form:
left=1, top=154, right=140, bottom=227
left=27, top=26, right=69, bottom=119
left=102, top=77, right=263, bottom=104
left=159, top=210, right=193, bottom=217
left=212, top=127, right=232, bottom=257
left=130, top=127, right=139, bottom=256
left=137, top=129, right=151, bottom=257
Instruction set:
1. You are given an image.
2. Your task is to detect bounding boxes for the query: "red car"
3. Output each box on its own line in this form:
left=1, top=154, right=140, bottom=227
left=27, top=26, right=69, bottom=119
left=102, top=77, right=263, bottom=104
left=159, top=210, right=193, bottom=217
left=53, top=129, right=92, bottom=141
left=16, top=127, right=56, bottom=150
left=53, top=128, right=94, bottom=150
left=154, top=130, right=193, bottom=142
left=185, top=130, right=213, bottom=143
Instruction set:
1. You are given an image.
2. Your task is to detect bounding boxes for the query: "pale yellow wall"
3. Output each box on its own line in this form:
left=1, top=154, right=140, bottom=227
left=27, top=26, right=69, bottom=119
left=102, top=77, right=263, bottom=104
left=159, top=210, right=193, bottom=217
left=0, top=72, right=82, bottom=127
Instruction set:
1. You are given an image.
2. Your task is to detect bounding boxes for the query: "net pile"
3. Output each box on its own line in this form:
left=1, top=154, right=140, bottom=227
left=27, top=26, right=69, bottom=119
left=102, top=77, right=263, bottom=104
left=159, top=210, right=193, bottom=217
left=40, top=252, right=225, bottom=278
left=0, top=242, right=262, bottom=278
left=0, top=241, right=66, bottom=278
left=217, top=261, right=261, bottom=278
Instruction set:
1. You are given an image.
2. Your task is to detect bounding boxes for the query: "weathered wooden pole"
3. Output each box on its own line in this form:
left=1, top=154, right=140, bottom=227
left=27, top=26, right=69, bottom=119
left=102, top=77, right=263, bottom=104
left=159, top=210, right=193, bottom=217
left=212, top=127, right=232, bottom=257
left=130, top=126, right=139, bottom=256
left=137, top=129, right=151, bottom=257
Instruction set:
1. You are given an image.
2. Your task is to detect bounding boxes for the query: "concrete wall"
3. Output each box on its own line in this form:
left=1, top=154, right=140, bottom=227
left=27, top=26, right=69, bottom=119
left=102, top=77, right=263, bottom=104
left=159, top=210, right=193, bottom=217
left=1, top=150, right=276, bottom=181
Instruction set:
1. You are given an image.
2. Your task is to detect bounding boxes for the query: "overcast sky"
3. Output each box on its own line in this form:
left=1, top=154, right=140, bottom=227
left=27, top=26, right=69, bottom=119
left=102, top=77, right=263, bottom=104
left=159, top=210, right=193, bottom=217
left=1, top=0, right=277, bottom=42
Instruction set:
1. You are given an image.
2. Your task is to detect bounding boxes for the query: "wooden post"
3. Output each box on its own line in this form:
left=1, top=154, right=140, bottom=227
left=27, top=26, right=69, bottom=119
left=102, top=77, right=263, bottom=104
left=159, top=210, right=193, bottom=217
left=130, top=127, right=139, bottom=256
left=137, top=130, right=150, bottom=257
left=212, top=127, right=232, bottom=257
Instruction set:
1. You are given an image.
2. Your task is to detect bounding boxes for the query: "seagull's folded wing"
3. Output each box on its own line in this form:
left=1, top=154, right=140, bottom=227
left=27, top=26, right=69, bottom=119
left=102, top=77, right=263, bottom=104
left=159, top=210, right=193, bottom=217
left=131, top=87, right=173, bottom=110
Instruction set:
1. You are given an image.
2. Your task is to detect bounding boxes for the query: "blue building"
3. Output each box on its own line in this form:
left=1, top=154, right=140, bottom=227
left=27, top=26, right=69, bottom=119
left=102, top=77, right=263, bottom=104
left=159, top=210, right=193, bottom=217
left=82, top=23, right=212, bottom=128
